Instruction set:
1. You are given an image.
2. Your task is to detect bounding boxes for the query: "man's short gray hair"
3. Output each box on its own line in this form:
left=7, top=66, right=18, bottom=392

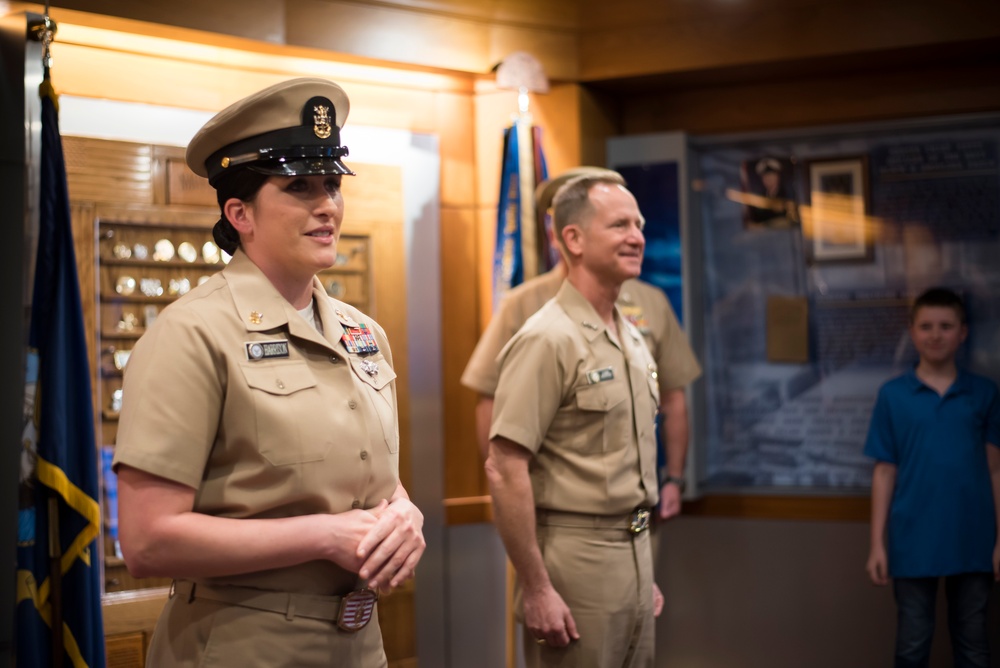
left=551, top=172, right=627, bottom=251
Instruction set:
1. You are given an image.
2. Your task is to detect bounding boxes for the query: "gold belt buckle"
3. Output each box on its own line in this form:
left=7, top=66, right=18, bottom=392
left=629, top=508, right=650, bottom=534
left=337, top=588, right=379, bottom=632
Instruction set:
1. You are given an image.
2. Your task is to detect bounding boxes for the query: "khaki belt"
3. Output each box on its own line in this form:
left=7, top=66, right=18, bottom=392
left=535, top=507, right=651, bottom=534
left=171, top=580, right=377, bottom=630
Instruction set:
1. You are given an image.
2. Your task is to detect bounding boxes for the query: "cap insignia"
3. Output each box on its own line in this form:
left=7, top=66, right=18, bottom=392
left=313, top=104, right=332, bottom=139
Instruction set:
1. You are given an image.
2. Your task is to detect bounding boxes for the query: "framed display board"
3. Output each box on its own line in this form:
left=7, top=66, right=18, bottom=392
left=687, top=115, right=1000, bottom=494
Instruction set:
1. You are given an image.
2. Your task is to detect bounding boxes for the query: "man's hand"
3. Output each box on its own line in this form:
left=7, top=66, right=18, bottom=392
left=652, top=582, right=665, bottom=617
left=523, top=585, right=580, bottom=648
left=658, top=482, right=682, bottom=520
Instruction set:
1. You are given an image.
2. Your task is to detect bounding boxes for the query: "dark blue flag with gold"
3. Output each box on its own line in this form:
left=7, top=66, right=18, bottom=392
left=16, top=81, right=106, bottom=668
left=492, top=118, right=548, bottom=311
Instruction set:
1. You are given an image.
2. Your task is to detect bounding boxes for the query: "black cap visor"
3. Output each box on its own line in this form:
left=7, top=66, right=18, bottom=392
left=248, top=155, right=355, bottom=178
left=205, top=123, right=355, bottom=185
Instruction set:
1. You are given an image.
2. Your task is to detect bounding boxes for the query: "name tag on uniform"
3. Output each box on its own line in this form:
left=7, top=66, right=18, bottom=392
left=586, top=367, right=615, bottom=384
left=245, top=340, right=290, bottom=361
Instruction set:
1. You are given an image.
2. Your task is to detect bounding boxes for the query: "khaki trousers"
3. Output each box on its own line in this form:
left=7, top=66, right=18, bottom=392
left=518, top=524, right=655, bottom=668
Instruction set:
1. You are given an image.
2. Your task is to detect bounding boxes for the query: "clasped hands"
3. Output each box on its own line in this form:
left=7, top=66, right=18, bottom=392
left=339, top=498, right=425, bottom=593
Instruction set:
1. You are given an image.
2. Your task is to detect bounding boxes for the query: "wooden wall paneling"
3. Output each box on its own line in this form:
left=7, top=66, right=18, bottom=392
left=70, top=201, right=100, bottom=441
left=473, top=87, right=519, bottom=209
left=440, top=206, right=484, bottom=501
left=474, top=207, right=496, bottom=334
left=620, top=61, right=1000, bottom=136
left=343, top=162, right=411, bottom=226
left=327, top=0, right=582, bottom=28
left=287, top=0, right=493, bottom=75
left=683, top=494, right=870, bottom=522
left=484, top=23, right=578, bottom=82
left=47, top=0, right=287, bottom=44
left=51, top=42, right=295, bottom=113
left=434, top=90, right=477, bottom=209
left=378, top=580, right=417, bottom=664
left=574, top=85, right=619, bottom=169
left=63, top=137, right=154, bottom=204
left=102, top=591, right=168, bottom=637
left=576, top=0, right=1000, bottom=81
left=105, top=631, right=145, bottom=668
left=154, top=145, right=217, bottom=208
left=24, top=0, right=580, bottom=82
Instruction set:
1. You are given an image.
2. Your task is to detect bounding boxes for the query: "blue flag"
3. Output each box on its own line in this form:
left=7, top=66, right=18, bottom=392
left=16, top=83, right=106, bottom=668
left=492, top=119, right=548, bottom=311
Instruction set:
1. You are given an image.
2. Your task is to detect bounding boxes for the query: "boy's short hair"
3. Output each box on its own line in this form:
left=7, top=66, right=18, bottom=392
left=911, top=287, right=966, bottom=324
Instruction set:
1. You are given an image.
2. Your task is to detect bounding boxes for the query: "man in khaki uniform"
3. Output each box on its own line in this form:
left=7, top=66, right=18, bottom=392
left=463, top=168, right=700, bottom=519
left=486, top=172, right=662, bottom=667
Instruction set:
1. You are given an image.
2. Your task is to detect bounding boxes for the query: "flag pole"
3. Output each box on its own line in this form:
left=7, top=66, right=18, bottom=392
left=29, top=8, right=68, bottom=666
left=48, top=496, right=64, bottom=668
left=492, top=52, right=550, bottom=668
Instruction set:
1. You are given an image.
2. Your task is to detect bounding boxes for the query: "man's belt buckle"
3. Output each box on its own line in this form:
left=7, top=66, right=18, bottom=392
left=337, top=588, right=378, bottom=632
left=629, top=508, right=650, bottom=534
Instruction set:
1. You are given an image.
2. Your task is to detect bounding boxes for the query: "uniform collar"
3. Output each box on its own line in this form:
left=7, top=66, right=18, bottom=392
left=554, top=280, right=638, bottom=349
left=223, top=250, right=339, bottom=352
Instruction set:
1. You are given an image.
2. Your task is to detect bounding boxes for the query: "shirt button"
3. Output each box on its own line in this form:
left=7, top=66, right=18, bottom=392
left=360, top=450, right=368, bottom=460
left=276, top=379, right=285, bottom=389
left=349, top=399, right=357, bottom=409
left=351, top=499, right=361, bottom=509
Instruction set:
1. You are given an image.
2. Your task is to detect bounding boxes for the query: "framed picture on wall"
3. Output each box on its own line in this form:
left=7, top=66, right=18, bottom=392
left=804, top=156, right=872, bottom=263
left=738, top=156, right=800, bottom=229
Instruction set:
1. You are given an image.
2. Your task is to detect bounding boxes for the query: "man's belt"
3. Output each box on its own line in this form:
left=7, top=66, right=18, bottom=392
left=171, top=580, right=378, bottom=632
left=535, top=507, right=651, bottom=534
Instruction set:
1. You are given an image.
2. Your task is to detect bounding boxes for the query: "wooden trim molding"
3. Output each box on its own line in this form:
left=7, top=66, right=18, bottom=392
left=682, top=494, right=870, bottom=523
left=443, top=495, right=493, bottom=525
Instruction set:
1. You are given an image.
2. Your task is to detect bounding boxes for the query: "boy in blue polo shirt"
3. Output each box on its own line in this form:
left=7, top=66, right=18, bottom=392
left=864, top=287, right=1000, bottom=667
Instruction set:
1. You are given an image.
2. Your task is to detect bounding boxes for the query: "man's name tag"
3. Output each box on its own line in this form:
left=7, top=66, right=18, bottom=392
left=586, top=367, right=615, bottom=384
left=245, top=340, right=290, bottom=361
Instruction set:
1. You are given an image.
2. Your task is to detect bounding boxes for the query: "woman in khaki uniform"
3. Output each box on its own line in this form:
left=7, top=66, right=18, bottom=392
left=113, top=78, right=425, bottom=667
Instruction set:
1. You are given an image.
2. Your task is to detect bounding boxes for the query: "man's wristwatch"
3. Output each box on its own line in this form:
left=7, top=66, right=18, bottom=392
left=662, top=475, right=687, bottom=492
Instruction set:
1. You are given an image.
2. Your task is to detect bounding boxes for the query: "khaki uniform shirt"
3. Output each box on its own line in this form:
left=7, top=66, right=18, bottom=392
left=462, top=267, right=700, bottom=398
left=489, top=281, right=661, bottom=515
left=114, top=251, right=399, bottom=596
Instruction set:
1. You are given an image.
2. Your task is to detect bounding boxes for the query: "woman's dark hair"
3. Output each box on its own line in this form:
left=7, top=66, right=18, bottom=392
left=211, top=169, right=270, bottom=255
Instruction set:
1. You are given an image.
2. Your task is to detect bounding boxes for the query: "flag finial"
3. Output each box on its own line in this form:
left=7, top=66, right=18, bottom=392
left=494, top=51, right=549, bottom=118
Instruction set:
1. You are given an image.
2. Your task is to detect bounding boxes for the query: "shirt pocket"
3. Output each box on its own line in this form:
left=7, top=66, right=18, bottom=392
left=348, top=355, right=399, bottom=453
left=240, top=362, right=332, bottom=466
left=574, top=380, right=630, bottom=452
